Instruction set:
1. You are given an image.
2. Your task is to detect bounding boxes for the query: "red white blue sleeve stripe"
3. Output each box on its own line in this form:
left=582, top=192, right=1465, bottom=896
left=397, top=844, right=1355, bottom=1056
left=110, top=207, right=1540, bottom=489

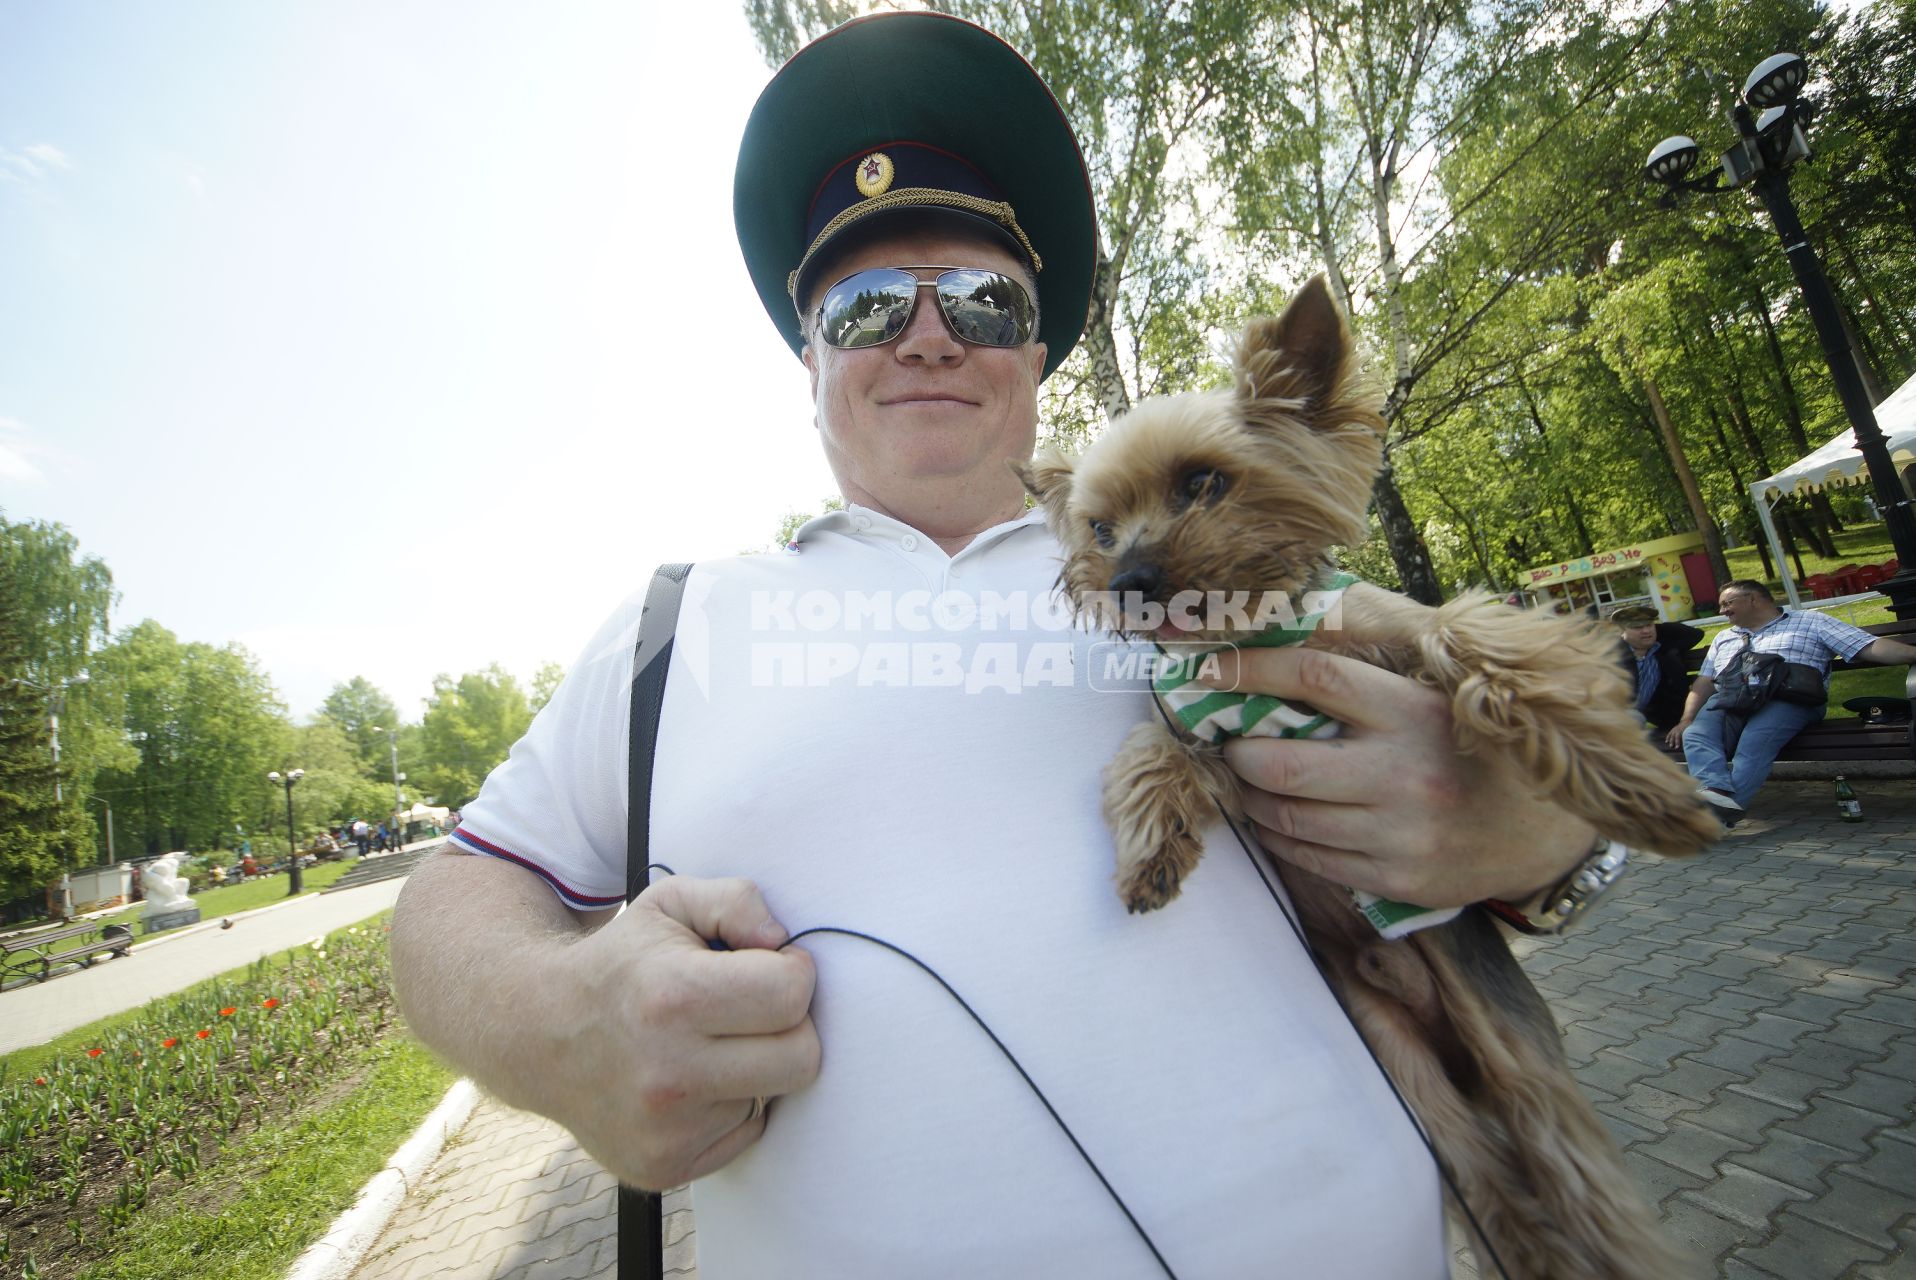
left=449, top=827, right=624, bottom=910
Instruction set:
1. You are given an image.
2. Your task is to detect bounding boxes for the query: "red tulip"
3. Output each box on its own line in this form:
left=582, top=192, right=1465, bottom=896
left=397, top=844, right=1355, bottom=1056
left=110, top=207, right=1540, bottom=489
left=87, top=1048, right=104, bottom=1058
left=195, top=1029, right=211, bottom=1040
left=262, top=998, right=280, bottom=1009
left=219, top=1007, right=237, bottom=1017
left=161, top=1038, right=179, bottom=1049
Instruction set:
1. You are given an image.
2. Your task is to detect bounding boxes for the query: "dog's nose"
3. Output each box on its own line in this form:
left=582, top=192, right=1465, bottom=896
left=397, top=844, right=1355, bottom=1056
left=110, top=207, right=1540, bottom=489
left=1109, top=564, right=1164, bottom=600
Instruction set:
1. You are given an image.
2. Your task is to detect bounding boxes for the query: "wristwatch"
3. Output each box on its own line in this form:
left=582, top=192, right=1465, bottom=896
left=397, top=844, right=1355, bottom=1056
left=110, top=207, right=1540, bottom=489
left=1484, top=838, right=1628, bottom=936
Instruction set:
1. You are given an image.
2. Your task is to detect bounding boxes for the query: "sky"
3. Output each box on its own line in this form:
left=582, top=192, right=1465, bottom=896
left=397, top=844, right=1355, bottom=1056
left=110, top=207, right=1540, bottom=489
left=0, top=2, right=837, bottom=723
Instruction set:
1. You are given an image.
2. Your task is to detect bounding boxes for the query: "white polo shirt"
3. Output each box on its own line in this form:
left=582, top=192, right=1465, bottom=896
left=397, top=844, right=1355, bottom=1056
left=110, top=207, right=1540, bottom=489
left=456, top=505, right=1445, bottom=1279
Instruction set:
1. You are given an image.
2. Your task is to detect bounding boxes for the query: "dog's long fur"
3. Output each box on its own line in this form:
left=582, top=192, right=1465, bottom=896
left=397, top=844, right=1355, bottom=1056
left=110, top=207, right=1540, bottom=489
left=1016, top=277, right=1718, bottom=1279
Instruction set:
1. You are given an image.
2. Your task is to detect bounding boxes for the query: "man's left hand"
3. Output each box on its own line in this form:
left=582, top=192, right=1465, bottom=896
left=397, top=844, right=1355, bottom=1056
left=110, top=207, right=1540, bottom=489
left=1203, top=646, right=1594, bottom=908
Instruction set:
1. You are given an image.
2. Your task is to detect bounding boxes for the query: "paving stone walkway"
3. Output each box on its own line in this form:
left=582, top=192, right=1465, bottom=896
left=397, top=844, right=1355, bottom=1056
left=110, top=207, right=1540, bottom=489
left=350, top=1099, right=694, bottom=1280
left=355, top=780, right=1913, bottom=1278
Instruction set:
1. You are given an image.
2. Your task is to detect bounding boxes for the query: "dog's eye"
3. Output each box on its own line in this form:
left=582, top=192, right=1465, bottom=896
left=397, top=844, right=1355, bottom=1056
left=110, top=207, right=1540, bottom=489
left=1089, top=519, right=1116, bottom=549
left=1180, top=468, right=1229, bottom=505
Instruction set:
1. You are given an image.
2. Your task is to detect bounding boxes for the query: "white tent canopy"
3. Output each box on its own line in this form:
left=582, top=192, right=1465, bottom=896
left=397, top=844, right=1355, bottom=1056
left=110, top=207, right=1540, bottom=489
left=396, top=801, right=451, bottom=827
left=1748, top=371, right=1916, bottom=607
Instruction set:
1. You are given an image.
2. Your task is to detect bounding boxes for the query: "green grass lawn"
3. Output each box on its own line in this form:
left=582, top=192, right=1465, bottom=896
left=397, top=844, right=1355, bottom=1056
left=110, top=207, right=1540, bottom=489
left=80, top=1037, right=453, bottom=1280
left=0, top=910, right=459, bottom=1280
left=1722, top=523, right=1898, bottom=596
left=3, top=859, right=361, bottom=959
left=110, top=858, right=362, bottom=926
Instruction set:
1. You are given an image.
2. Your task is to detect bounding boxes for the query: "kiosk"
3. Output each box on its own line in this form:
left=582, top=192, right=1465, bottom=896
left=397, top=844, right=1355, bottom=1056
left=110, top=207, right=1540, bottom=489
left=1520, top=532, right=1712, bottom=620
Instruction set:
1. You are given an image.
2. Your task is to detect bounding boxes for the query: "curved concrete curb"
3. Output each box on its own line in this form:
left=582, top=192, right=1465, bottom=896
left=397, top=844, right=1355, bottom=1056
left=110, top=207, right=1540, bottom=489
left=285, top=1078, right=481, bottom=1280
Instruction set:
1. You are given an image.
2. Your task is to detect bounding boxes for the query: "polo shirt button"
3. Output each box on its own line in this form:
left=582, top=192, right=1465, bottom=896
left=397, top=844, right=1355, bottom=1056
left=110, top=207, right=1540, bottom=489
left=901, top=534, right=919, bottom=551
left=854, top=515, right=873, bottom=531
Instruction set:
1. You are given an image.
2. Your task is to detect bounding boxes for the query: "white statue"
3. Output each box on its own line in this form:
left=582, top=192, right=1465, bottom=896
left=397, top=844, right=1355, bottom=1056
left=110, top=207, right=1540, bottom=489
left=142, top=853, right=192, bottom=913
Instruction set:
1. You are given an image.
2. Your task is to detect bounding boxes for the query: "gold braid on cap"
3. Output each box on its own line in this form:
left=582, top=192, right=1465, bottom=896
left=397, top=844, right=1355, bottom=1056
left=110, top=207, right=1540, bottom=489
left=786, top=188, right=1043, bottom=305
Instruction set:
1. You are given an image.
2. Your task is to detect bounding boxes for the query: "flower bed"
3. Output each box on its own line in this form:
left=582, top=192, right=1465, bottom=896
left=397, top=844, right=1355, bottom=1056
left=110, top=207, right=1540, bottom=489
left=0, top=920, right=404, bottom=1277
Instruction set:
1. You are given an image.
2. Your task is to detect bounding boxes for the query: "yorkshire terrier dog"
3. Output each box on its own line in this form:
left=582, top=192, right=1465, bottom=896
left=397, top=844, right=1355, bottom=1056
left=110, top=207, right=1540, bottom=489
left=1016, top=276, right=1720, bottom=1279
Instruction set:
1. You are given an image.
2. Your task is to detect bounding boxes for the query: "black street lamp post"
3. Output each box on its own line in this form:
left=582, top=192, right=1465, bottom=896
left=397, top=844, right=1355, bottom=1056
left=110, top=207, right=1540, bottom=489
left=267, top=768, right=305, bottom=895
left=1645, top=52, right=1916, bottom=618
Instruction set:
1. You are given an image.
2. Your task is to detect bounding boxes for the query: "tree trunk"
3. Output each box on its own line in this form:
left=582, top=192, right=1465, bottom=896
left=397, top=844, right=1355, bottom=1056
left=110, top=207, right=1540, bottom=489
left=1642, top=372, right=1731, bottom=588
left=1832, top=230, right=1915, bottom=373
left=1306, top=34, right=1354, bottom=316
left=1836, top=298, right=1890, bottom=407
left=1696, top=320, right=1778, bottom=475
left=1750, top=278, right=1846, bottom=539
left=1425, top=479, right=1501, bottom=590
left=1372, top=456, right=1443, bottom=605
left=1780, top=502, right=1821, bottom=575
left=1695, top=324, right=1833, bottom=562
left=1703, top=403, right=1793, bottom=581
left=1751, top=278, right=1816, bottom=457
left=1516, top=379, right=1594, bottom=556
left=1082, top=247, right=1131, bottom=421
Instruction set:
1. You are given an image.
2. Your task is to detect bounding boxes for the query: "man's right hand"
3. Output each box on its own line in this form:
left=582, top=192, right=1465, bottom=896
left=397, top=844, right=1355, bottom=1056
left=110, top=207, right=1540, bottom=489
left=1663, top=718, right=1692, bottom=750
left=391, top=856, right=818, bottom=1193
left=556, top=876, right=820, bottom=1189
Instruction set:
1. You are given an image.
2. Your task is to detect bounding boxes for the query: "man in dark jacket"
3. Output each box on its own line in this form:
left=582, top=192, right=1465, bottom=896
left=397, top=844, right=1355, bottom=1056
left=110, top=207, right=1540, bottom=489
left=1613, top=604, right=1704, bottom=733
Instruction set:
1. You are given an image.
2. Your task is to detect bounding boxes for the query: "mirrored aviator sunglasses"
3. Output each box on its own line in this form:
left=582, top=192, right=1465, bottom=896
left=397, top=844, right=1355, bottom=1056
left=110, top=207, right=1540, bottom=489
left=815, top=266, right=1036, bottom=350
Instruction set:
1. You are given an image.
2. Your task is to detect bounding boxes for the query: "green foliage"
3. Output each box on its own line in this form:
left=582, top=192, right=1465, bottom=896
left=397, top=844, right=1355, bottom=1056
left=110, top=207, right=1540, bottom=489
left=90, top=622, right=291, bottom=857
left=413, top=664, right=537, bottom=808
left=745, top=1, right=1915, bottom=608
left=279, top=720, right=394, bottom=840
left=0, top=588, right=65, bottom=902
left=0, top=515, right=120, bottom=894
left=318, top=677, right=400, bottom=782
left=0, top=518, right=548, bottom=886
left=530, top=661, right=566, bottom=715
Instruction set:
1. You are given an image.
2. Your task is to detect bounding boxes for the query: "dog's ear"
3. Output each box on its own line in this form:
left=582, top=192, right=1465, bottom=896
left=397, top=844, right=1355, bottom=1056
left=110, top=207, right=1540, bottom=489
left=1010, top=451, right=1074, bottom=509
left=1233, top=275, right=1378, bottom=436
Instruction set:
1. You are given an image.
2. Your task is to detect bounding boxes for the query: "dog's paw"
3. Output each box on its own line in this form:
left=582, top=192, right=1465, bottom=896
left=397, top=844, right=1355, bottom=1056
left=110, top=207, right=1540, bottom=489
left=1119, top=855, right=1185, bottom=913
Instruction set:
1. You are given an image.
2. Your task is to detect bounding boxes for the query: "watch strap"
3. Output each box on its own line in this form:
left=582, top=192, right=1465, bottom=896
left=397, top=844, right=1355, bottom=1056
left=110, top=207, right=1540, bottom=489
left=1484, top=838, right=1628, bottom=936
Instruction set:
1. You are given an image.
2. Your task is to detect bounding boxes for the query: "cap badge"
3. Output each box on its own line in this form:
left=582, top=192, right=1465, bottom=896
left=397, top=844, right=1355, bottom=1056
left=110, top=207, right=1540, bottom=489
left=854, top=150, right=894, bottom=199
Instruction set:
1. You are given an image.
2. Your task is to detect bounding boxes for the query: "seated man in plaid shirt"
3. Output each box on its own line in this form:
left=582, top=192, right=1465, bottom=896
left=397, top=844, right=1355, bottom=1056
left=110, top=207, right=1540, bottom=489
left=1671, top=579, right=1916, bottom=822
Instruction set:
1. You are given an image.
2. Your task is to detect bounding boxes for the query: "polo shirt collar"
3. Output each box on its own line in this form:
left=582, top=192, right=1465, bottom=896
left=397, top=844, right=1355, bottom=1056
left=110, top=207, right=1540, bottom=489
left=790, top=502, right=1045, bottom=557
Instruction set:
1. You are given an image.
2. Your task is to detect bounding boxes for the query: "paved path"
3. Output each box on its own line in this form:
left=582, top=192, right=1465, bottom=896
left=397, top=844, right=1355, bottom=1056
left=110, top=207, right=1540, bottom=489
left=0, top=875, right=406, bottom=1055
left=352, top=780, right=1912, bottom=1278
left=351, top=1101, right=694, bottom=1280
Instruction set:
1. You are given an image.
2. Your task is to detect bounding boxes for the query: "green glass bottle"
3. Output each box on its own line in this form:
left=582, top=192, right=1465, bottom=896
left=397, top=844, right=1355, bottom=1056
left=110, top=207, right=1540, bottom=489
left=1834, top=775, right=1863, bottom=822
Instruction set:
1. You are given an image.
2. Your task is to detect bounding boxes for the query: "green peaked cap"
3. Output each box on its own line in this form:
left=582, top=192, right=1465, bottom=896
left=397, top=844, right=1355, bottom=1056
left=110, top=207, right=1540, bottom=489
left=733, top=11, right=1096, bottom=381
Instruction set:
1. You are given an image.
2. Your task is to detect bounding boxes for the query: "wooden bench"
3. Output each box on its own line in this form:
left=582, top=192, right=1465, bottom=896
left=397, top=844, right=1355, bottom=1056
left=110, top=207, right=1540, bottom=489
left=1665, top=617, right=1916, bottom=763
left=0, top=921, right=135, bottom=984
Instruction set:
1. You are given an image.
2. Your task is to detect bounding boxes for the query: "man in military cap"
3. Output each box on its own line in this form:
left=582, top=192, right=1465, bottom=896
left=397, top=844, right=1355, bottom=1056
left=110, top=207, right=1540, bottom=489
left=1611, top=603, right=1704, bottom=735
left=392, top=13, right=1601, bottom=1274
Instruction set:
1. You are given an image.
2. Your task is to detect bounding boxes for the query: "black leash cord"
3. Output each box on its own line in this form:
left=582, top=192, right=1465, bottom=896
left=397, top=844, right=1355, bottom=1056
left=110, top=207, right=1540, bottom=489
left=644, top=864, right=1177, bottom=1279
left=1141, top=697, right=1515, bottom=1280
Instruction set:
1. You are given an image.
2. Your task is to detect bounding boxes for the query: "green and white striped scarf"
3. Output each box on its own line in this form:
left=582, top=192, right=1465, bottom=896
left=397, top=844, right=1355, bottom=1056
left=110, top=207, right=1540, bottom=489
left=1151, top=570, right=1358, bottom=745
left=1147, top=570, right=1461, bottom=940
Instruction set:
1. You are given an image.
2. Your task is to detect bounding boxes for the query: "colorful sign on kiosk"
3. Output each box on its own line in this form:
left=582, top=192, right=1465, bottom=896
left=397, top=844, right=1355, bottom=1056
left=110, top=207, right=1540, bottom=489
left=1520, top=532, right=1709, bottom=619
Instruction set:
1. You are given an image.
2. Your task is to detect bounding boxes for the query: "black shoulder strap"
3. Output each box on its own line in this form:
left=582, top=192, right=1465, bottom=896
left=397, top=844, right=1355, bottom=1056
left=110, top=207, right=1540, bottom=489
left=618, top=561, right=692, bottom=1280
left=626, top=562, right=693, bottom=902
